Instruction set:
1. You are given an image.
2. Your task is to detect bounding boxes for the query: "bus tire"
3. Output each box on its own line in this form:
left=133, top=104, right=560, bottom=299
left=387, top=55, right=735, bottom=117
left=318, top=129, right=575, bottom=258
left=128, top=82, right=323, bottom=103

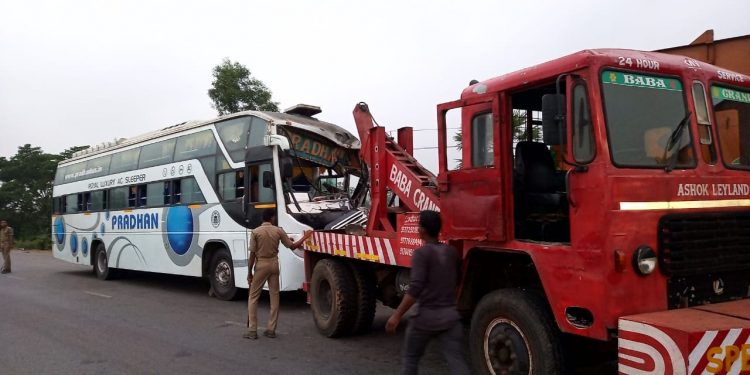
left=209, top=249, right=238, bottom=301
left=310, top=259, right=357, bottom=337
left=94, top=243, right=116, bottom=280
left=470, top=289, right=565, bottom=375
left=349, top=263, right=377, bottom=335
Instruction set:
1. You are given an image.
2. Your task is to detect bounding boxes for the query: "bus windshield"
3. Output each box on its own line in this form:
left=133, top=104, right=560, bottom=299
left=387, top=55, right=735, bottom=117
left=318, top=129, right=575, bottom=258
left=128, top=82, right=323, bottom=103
left=602, top=71, right=695, bottom=168
left=711, top=85, right=750, bottom=169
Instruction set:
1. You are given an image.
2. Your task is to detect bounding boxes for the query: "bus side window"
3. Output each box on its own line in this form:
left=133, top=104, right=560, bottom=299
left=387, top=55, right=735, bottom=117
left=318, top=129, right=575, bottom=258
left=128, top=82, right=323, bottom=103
left=172, top=180, right=182, bottom=204
left=218, top=170, right=243, bottom=201
left=91, top=190, right=107, bottom=211
left=146, top=182, right=163, bottom=207
left=163, top=181, right=172, bottom=205
left=66, top=194, right=77, bottom=214
left=128, top=186, right=137, bottom=207
left=77, top=193, right=87, bottom=212
left=110, top=187, right=129, bottom=210
left=66, top=195, right=73, bottom=213
left=53, top=197, right=62, bottom=214
left=236, top=170, right=245, bottom=198
left=137, top=184, right=147, bottom=207
left=84, top=192, right=93, bottom=211
left=182, top=177, right=205, bottom=204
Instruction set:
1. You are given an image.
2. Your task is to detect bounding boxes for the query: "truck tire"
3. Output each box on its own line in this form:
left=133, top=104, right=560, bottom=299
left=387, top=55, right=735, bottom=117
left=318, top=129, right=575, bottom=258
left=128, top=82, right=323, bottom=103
left=349, top=263, right=377, bottom=335
left=470, top=289, right=565, bottom=375
left=209, top=249, right=238, bottom=301
left=310, top=259, right=357, bottom=337
left=94, top=243, right=116, bottom=280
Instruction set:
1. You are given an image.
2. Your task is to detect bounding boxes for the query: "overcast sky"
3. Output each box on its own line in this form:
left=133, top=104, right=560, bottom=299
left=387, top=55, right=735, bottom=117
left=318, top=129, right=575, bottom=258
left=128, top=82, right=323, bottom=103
left=1, top=0, right=749, bottom=172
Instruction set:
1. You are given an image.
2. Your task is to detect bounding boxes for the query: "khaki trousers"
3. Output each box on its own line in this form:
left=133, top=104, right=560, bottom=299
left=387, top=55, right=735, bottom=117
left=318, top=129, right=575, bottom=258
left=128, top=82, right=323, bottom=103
left=247, top=258, right=280, bottom=333
left=1, top=247, right=10, bottom=273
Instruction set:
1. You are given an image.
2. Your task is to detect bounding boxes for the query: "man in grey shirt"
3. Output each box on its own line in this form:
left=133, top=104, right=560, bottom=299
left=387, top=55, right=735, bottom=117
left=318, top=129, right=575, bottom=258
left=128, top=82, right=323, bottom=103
left=386, top=210, right=469, bottom=375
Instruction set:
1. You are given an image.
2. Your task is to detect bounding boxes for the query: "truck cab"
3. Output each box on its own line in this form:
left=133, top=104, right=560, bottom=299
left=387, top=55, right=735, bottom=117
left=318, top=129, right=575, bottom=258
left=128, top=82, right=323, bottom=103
left=302, top=49, right=750, bottom=374
left=437, top=49, right=750, bottom=372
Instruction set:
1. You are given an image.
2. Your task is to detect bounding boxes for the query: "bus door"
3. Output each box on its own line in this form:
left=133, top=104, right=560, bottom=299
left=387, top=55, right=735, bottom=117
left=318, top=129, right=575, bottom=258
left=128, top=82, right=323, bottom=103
left=244, top=146, right=276, bottom=228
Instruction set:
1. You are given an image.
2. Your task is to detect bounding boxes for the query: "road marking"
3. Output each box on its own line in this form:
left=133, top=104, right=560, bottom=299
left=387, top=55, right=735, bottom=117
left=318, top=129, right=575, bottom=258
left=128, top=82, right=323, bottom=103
left=6, top=275, right=25, bottom=280
left=84, top=291, right=112, bottom=299
left=224, top=320, right=246, bottom=327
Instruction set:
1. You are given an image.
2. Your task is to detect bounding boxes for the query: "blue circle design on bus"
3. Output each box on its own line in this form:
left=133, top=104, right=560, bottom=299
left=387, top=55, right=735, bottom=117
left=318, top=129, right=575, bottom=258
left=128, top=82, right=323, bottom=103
left=166, top=206, right=193, bottom=255
left=70, top=232, right=78, bottom=255
left=81, top=237, right=89, bottom=256
left=54, top=217, right=65, bottom=244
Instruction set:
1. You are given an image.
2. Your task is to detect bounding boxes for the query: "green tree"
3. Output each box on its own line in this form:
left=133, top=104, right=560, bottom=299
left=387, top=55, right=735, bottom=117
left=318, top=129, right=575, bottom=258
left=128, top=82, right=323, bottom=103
left=59, top=145, right=89, bottom=159
left=0, top=144, right=88, bottom=249
left=207, top=58, right=279, bottom=115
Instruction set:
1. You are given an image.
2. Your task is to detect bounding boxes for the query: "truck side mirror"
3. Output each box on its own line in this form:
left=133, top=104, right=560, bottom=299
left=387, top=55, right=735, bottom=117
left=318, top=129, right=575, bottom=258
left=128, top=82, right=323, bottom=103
left=262, top=171, right=275, bottom=189
left=542, top=94, right=566, bottom=145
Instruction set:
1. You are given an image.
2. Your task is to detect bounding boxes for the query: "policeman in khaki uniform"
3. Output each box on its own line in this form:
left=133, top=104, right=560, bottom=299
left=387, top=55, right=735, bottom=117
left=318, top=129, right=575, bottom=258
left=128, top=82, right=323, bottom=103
left=244, top=209, right=311, bottom=339
left=0, top=220, right=15, bottom=274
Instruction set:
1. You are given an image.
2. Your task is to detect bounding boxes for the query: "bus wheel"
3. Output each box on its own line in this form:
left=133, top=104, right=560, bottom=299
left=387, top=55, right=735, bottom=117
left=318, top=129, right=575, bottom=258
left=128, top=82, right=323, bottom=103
left=470, top=289, right=565, bottom=375
left=310, top=259, right=357, bottom=337
left=209, top=250, right=237, bottom=301
left=349, top=263, right=376, bottom=335
left=94, top=243, right=116, bottom=280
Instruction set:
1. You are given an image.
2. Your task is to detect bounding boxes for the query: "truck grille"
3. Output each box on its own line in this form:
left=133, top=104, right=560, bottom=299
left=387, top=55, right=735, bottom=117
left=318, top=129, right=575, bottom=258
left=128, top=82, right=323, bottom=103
left=658, top=212, right=750, bottom=308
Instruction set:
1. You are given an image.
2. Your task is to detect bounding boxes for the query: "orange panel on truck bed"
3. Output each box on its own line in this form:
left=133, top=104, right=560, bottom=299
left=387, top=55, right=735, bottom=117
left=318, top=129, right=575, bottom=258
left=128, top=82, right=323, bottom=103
left=618, top=299, right=750, bottom=375
left=692, top=299, right=750, bottom=321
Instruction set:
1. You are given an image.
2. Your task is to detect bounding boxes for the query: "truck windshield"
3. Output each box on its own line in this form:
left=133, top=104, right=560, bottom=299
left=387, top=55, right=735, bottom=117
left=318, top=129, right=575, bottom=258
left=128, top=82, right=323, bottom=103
left=602, top=71, right=695, bottom=168
left=711, top=85, right=750, bottom=169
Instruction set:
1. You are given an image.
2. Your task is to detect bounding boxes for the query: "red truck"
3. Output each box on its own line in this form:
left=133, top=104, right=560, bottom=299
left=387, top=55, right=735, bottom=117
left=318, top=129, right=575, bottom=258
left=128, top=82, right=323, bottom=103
left=299, top=49, right=750, bottom=374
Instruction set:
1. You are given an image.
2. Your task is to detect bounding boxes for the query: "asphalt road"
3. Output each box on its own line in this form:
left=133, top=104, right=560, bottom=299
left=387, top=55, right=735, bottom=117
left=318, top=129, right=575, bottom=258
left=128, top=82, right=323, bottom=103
left=0, top=250, right=451, bottom=375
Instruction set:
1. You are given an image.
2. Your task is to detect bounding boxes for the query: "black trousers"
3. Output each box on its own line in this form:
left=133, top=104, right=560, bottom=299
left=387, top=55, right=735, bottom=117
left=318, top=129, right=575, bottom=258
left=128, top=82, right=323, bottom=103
left=402, top=321, right=470, bottom=375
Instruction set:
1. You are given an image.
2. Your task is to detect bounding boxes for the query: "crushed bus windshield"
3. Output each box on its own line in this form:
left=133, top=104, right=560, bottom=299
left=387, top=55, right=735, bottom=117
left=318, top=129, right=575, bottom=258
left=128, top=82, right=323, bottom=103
left=278, top=126, right=367, bottom=231
left=712, top=85, right=750, bottom=169
left=601, top=71, right=695, bottom=168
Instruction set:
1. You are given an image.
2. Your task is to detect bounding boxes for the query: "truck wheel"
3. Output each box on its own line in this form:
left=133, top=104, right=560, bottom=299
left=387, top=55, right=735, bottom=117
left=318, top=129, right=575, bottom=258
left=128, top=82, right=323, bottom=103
left=209, top=250, right=238, bottom=301
left=470, top=289, right=565, bottom=375
left=310, top=259, right=357, bottom=337
left=349, top=263, right=377, bottom=335
left=94, top=243, right=116, bottom=280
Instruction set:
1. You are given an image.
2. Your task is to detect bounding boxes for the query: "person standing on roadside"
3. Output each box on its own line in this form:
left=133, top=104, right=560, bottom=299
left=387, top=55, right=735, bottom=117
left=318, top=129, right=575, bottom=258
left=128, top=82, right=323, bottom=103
left=0, top=220, right=15, bottom=274
left=244, top=209, right=311, bottom=339
left=386, top=210, right=470, bottom=375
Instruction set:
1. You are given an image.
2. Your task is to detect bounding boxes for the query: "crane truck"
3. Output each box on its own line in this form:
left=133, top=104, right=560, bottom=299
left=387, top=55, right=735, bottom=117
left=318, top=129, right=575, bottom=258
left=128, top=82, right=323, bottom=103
left=289, top=49, right=750, bottom=374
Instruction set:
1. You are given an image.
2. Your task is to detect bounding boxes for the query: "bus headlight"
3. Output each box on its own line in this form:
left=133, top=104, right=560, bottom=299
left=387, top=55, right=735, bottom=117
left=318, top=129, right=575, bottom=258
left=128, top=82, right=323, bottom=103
left=633, top=245, right=657, bottom=275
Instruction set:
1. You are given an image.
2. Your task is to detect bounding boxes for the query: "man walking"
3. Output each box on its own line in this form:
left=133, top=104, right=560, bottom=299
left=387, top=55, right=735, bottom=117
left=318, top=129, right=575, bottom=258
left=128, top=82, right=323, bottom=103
left=0, top=220, right=15, bottom=274
left=386, top=210, right=469, bottom=375
left=244, top=209, right=311, bottom=339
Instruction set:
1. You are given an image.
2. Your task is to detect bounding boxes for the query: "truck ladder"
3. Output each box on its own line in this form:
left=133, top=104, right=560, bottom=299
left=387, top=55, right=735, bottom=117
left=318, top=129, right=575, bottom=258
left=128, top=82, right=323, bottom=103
left=353, top=102, right=440, bottom=236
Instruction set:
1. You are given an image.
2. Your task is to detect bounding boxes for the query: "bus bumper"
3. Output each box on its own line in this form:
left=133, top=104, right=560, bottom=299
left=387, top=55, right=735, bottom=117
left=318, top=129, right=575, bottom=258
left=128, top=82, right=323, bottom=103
left=618, top=299, right=750, bottom=374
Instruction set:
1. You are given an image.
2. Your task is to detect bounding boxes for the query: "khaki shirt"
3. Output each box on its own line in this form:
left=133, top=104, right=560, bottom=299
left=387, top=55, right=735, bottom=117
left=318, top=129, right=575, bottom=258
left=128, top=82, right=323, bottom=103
left=0, top=226, right=14, bottom=250
left=249, top=222, right=293, bottom=259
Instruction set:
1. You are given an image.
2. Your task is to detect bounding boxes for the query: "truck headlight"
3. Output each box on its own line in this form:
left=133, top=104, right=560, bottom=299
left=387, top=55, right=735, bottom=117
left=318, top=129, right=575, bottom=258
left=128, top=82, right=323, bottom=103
left=633, top=245, right=657, bottom=275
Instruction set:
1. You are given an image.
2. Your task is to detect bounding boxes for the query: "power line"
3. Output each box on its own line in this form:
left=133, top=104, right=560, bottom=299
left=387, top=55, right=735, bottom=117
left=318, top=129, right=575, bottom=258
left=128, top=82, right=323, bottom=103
left=413, top=146, right=460, bottom=150
left=386, top=127, right=461, bottom=134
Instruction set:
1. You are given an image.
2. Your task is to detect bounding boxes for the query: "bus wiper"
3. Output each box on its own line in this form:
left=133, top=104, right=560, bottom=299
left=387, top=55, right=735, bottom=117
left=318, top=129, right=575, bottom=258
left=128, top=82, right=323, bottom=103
left=663, top=111, right=692, bottom=173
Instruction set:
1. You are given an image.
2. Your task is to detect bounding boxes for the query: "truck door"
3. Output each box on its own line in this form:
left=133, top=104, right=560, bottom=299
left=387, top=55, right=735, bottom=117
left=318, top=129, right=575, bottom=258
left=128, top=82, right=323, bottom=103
left=437, top=95, right=506, bottom=241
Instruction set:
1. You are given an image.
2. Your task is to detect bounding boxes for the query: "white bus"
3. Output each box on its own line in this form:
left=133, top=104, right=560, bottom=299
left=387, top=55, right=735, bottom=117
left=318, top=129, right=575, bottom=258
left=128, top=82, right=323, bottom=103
left=51, top=105, right=365, bottom=300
